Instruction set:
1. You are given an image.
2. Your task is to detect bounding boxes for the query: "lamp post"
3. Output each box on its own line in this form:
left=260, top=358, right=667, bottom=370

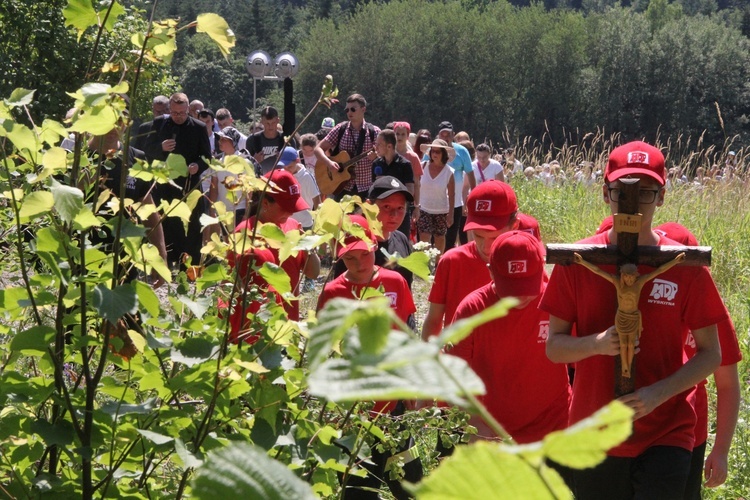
left=245, top=51, right=300, bottom=136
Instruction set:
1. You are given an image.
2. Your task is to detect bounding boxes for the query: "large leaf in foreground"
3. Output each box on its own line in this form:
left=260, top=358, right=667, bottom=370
left=542, top=400, right=633, bottom=468
left=192, top=443, right=315, bottom=500
left=411, top=402, right=632, bottom=499
left=308, top=298, right=487, bottom=406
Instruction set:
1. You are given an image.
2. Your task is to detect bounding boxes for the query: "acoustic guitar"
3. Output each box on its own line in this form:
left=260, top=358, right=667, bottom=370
left=314, top=149, right=374, bottom=195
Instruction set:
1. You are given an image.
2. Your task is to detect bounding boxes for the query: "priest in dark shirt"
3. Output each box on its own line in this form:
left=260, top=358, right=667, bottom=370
left=141, top=92, right=211, bottom=267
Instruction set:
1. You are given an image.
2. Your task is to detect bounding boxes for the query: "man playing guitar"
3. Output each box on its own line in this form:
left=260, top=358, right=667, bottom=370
left=313, top=94, right=380, bottom=200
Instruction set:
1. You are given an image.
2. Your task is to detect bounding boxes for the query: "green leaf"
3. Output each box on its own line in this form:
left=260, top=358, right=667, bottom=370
left=308, top=299, right=485, bottom=406
left=165, top=153, right=188, bottom=179
left=178, top=295, right=210, bottom=319
left=5, top=88, right=35, bottom=107
left=1, top=120, right=38, bottom=155
left=171, top=338, right=220, bottom=367
left=134, top=280, right=161, bottom=318
left=10, top=326, right=55, bottom=355
left=258, top=262, right=292, bottom=297
left=195, top=13, right=236, bottom=60
left=411, top=440, right=572, bottom=499
left=436, top=298, right=517, bottom=348
left=102, top=2, right=125, bottom=32
left=72, top=206, right=101, bottom=230
left=191, top=443, right=316, bottom=500
left=63, top=0, right=98, bottom=39
left=100, top=398, right=158, bottom=421
left=175, top=438, right=204, bottom=469
left=542, top=401, right=633, bottom=469
left=137, top=429, right=174, bottom=445
left=391, top=250, right=431, bottom=281
left=51, top=180, right=84, bottom=224
left=68, top=104, right=118, bottom=135
left=18, top=191, right=54, bottom=222
left=92, top=284, right=137, bottom=323
left=30, top=419, right=76, bottom=447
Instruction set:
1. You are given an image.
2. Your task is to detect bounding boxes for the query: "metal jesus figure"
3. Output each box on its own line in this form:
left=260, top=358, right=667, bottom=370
left=573, top=251, right=686, bottom=378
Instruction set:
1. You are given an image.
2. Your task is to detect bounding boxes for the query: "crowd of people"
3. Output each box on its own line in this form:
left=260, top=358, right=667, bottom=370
left=69, top=91, right=740, bottom=500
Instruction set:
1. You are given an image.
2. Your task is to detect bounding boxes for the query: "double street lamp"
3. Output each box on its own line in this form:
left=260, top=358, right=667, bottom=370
left=246, top=51, right=299, bottom=135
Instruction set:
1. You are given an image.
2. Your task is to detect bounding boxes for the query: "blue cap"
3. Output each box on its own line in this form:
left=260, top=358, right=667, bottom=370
left=278, top=146, right=299, bottom=167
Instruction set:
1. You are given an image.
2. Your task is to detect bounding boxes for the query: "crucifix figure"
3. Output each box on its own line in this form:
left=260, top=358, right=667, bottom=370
left=572, top=251, right=685, bottom=378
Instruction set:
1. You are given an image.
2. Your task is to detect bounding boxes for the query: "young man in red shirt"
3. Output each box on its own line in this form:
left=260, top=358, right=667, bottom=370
left=451, top=230, right=570, bottom=444
left=234, top=169, right=320, bottom=321
left=318, top=214, right=415, bottom=325
left=316, top=214, right=420, bottom=500
left=540, top=141, right=725, bottom=499
left=422, top=180, right=521, bottom=340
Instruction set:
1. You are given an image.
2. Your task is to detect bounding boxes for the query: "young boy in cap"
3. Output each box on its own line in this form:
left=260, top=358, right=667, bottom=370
left=333, top=176, right=415, bottom=288
left=210, top=126, right=250, bottom=227
left=540, top=141, right=725, bottom=499
left=277, top=146, right=321, bottom=231
left=234, top=169, right=320, bottom=321
left=316, top=214, right=421, bottom=500
left=318, top=214, right=415, bottom=324
left=421, top=180, right=520, bottom=340
left=451, top=231, right=570, bottom=444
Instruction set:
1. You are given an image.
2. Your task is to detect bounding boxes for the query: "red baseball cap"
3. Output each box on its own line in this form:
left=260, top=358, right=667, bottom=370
left=654, top=222, right=699, bottom=246
left=263, top=169, right=309, bottom=213
left=464, top=180, right=518, bottom=232
left=489, top=230, right=545, bottom=298
left=338, top=214, right=377, bottom=257
left=605, top=141, right=666, bottom=185
left=515, top=212, right=542, bottom=241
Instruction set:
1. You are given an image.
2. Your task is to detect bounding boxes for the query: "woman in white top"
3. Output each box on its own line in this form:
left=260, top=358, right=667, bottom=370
left=210, top=127, right=250, bottom=231
left=415, top=139, right=455, bottom=254
left=463, top=143, right=505, bottom=201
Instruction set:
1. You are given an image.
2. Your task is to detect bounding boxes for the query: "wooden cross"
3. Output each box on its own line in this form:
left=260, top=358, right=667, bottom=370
left=545, top=178, right=712, bottom=397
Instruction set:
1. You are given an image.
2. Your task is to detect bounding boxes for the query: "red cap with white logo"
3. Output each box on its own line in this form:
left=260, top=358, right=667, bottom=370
left=263, top=169, right=309, bottom=213
left=605, top=141, right=666, bottom=185
left=464, top=180, right=518, bottom=232
left=489, top=230, right=545, bottom=298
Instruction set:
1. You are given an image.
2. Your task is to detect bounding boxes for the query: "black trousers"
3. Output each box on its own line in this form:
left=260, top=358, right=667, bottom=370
left=684, top=441, right=706, bottom=500
left=444, top=206, right=467, bottom=252
left=572, top=446, right=692, bottom=500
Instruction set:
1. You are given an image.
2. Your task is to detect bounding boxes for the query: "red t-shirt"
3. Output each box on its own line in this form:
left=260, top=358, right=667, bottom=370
left=539, top=232, right=728, bottom=457
left=452, top=285, right=571, bottom=443
left=235, top=216, right=307, bottom=320
left=684, top=315, right=742, bottom=445
left=317, top=266, right=416, bottom=323
left=428, top=241, right=491, bottom=333
left=318, top=266, right=415, bottom=414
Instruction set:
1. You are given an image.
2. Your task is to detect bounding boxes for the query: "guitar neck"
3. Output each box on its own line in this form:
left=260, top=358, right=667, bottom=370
left=340, top=148, right=374, bottom=169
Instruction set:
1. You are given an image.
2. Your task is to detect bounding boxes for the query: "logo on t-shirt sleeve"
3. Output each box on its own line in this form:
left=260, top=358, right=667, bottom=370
left=384, top=292, right=398, bottom=308
left=537, top=320, right=550, bottom=343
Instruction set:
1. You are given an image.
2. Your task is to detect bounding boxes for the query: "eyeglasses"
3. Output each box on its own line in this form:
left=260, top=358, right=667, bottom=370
left=345, top=107, right=359, bottom=113
left=170, top=110, right=188, bottom=117
left=607, top=187, right=662, bottom=204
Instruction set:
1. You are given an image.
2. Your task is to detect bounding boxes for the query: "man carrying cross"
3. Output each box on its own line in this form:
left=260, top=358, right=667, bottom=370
left=540, top=141, right=726, bottom=499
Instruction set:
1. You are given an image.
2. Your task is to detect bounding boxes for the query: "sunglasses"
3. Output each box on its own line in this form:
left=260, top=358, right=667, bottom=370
left=345, top=107, right=359, bottom=113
